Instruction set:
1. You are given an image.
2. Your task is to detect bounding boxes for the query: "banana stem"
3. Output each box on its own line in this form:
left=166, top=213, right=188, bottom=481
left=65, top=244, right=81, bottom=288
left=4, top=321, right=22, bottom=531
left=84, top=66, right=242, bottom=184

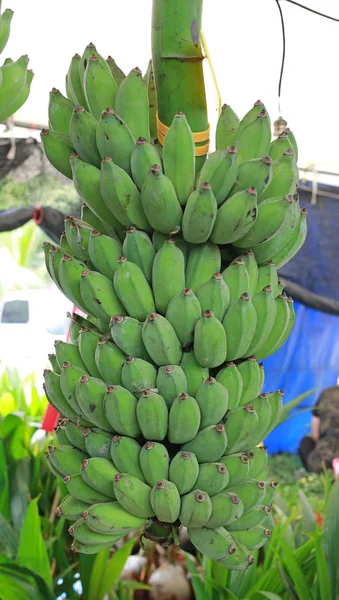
left=151, top=0, right=208, bottom=172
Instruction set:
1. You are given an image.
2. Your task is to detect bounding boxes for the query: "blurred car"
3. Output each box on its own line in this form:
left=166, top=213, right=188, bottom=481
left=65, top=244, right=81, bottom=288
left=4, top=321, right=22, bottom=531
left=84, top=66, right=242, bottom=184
left=0, top=287, right=72, bottom=382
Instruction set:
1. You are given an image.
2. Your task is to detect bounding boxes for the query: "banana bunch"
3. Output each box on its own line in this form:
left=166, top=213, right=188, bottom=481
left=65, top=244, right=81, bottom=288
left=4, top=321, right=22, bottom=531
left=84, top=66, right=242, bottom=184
left=42, top=43, right=306, bottom=569
left=0, top=5, right=33, bottom=122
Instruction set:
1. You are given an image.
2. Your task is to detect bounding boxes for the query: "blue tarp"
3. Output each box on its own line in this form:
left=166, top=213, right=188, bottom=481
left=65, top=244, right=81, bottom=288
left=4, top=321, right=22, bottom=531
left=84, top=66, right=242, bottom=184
left=262, top=301, right=339, bottom=453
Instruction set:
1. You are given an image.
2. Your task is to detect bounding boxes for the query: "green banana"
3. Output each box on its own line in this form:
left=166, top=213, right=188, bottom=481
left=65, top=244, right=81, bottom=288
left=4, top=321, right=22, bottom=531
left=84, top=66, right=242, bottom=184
left=0, top=55, right=29, bottom=121
left=237, top=101, right=265, bottom=135
left=244, top=286, right=277, bottom=357
left=182, top=182, right=217, bottom=243
left=195, top=462, right=229, bottom=497
left=215, top=363, right=243, bottom=411
left=103, top=384, right=140, bottom=437
left=236, top=194, right=297, bottom=248
left=258, top=362, right=265, bottom=390
left=94, top=339, right=125, bottom=385
left=110, top=435, right=144, bottom=481
left=100, top=157, right=150, bottom=231
left=229, top=156, right=272, bottom=197
left=64, top=421, right=89, bottom=452
left=69, top=519, right=122, bottom=546
left=219, top=454, right=250, bottom=487
left=84, top=428, right=113, bottom=460
left=78, top=328, right=102, bottom=379
left=121, top=356, right=157, bottom=396
left=269, top=208, right=307, bottom=268
left=143, top=59, right=157, bottom=143
left=45, top=452, right=63, bottom=479
left=168, top=393, right=201, bottom=443
left=205, top=491, right=244, bottom=528
left=180, top=350, right=209, bottom=397
left=81, top=457, right=118, bottom=497
left=222, top=258, right=249, bottom=306
left=269, top=131, right=292, bottom=160
left=122, top=227, right=155, bottom=284
left=58, top=254, right=88, bottom=313
left=84, top=54, right=118, bottom=120
left=255, top=294, right=290, bottom=360
left=115, top=67, right=150, bottom=140
left=152, top=231, right=190, bottom=263
left=223, top=405, right=259, bottom=454
left=141, top=165, right=183, bottom=234
left=48, top=87, right=74, bottom=135
left=241, top=251, right=258, bottom=297
left=244, top=394, right=272, bottom=450
left=0, top=8, right=13, bottom=53
left=166, top=288, right=201, bottom=346
left=40, top=129, right=74, bottom=179
left=247, top=446, right=269, bottom=480
left=218, top=541, right=255, bottom=570
left=48, top=445, right=87, bottom=476
left=194, top=310, right=227, bottom=368
left=69, top=105, right=101, bottom=167
left=139, top=441, right=170, bottom=486
left=60, top=361, right=89, bottom=416
left=232, top=526, right=271, bottom=551
left=48, top=353, right=60, bottom=374
left=152, top=238, right=186, bottom=314
left=110, top=315, right=149, bottom=361
left=85, top=502, right=146, bottom=535
left=262, top=390, right=284, bottom=439
left=156, top=365, right=188, bottom=409
left=237, top=358, right=262, bottom=406
left=131, top=136, right=162, bottom=190
left=70, top=155, right=121, bottom=230
left=88, top=230, right=122, bottom=279
left=223, top=294, right=257, bottom=361
left=64, top=218, right=93, bottom=265
left=55, top=494, right=90, bottom=520
left=150, top=480, right=181, bottom=523
left=142, top=313, right=182, bottom=366
left=55, top=340, right=87, bottom=372
left=186, top=242, right=221, bottom=292
left=277, top=278, right=285, bottom=297
left=136, top=389, right=168, bottom=441
left=169, top=451, right=199, bottom=495
left=63, top=474, right=111, bottom=504
left=250, top=208, right=301, bottom=266
left=196, top=377, right=228, bottom=428
left=196, top=147, right=238, bottom=206
left=264, top=481, right=279, bottom=505
left=227, top=504, right=271, bottom=531
left=235, top=109, right=271, bottom=164
left=106, top=55, right=125, bottom=85
left=182, top=424, right=227, bottom=463
left=215, top=104, right=239, bottom=149
left=259, top=149, right=298, bottom=201
left=227, top=479, right=267, bottom=513
left=114, top=473, right=154, bottom=518
left=196, top=273, right=230, bottom=321
left=66, top=53, right=88, bottom=108
left=79, top=42, right=111, bottom=90
left=187, top=526, right=237, bottom=561
left=114, top=257, right=155, bottom=321
left=179, top=490, right=212, bottom=527
left=80, top=269, right=124, bottom=327
left=210, top=187, right=258, bottom=244
left=75, top=375, right=114, bottom=431
left=255, top=262, right=279, bottom=297
left=96, top=108, right=135, bottom=175
left=285, top=127, right=298, bottom=161
left=163, top=112, right=195, bottom=205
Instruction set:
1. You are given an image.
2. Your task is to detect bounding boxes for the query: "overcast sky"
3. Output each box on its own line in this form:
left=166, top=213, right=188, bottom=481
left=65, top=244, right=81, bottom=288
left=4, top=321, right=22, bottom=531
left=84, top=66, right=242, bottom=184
left=4, top=0, right=339, bottom=168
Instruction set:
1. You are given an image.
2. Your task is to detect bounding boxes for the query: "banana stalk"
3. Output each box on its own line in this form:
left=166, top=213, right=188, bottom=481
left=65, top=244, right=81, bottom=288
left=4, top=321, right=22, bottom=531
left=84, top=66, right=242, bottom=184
left=151, top=0, right=208, bottom=171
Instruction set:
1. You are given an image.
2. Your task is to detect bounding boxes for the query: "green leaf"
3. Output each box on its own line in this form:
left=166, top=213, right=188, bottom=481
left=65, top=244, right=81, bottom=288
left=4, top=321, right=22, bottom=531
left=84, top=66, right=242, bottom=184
left=97, top=537, right=137, bottom=599
left=79, top=554, right=97, bottom=600
left=323, top=476, right=339, bottom=599
left=279, top=539, right=314, bottom=600
left=0, top=438, right=10, bottom=519
left=279, top=389, right=315, bottom=424
left=9, top=459, right=31, bottom=532
left=314, top=529, right=332, bottom=600
left=185, top=553, right=208, bottom=600
left=0, top=392, right=16, bottom=417
left=16, top=496, right=52, bottom=590
left=87, top=548, right=111, bottom=600
left=0, top=564, right=54, bottom=600
left=251, top=593, right=283, bottom=600
left=0, top=513, right=18, bottom=558
left=298, top=490, right=316, bottom=533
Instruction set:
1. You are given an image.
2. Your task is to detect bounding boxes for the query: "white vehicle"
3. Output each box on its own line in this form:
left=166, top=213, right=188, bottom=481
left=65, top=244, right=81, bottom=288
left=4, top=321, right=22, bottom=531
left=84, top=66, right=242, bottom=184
left=0, top=288, right=72, bottom=380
